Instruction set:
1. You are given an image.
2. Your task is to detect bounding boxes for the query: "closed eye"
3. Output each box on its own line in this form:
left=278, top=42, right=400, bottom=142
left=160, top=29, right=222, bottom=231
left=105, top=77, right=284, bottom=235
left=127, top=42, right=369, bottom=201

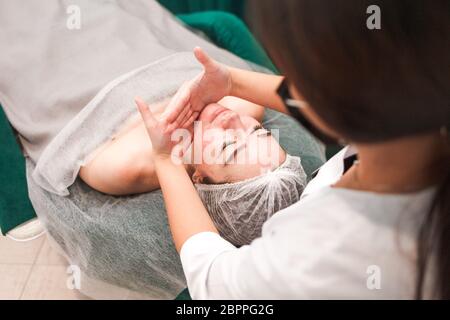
left=252, top=124, right=271, bottom=137
left=252, top=125, right=263, bottom=133
left=221, top=125, right=269, bottom=165
left=222, top=141, right=235, bottom=151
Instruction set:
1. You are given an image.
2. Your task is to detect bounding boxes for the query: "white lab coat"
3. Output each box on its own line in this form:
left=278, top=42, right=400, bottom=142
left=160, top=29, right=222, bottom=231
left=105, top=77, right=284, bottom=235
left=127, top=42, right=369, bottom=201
left=180, top=147, right=436, bottom=299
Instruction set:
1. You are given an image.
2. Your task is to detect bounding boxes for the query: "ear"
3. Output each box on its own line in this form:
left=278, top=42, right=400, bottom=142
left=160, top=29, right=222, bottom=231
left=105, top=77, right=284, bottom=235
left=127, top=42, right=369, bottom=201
left=192, top=170, right=204, bottom=184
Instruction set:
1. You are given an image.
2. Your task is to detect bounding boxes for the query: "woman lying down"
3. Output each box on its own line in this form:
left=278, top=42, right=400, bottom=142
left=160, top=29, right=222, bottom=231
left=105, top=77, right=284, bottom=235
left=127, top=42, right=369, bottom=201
left=1, top=0, right=313, bottom=298
left=79, top=95, right=307, bottom=245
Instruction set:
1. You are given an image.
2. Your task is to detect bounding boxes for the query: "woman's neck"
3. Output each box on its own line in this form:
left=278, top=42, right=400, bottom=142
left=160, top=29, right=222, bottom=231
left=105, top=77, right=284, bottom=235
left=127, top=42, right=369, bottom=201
left=335, top=132, right=448, bottom=194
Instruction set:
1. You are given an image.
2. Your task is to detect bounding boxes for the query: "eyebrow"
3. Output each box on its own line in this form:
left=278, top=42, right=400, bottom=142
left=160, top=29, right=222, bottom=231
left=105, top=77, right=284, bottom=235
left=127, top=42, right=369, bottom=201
left=223, top=130, right=272, bottom=165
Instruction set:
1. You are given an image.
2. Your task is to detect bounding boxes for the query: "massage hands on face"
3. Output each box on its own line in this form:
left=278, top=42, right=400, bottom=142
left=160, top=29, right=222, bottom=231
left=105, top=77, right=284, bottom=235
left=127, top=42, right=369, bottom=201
left=134, top=47, right=290, bottom=250
left=129, top=48, right=306, bottom=246
left=137, top=47, right=268, bottom=163
left=78, top=48, right=306, bottom=246
left=75, top=47, right=306, bottom=247
left=135, top=47, right=241, bottom=160
left=80, top=47, right=295, bottom=198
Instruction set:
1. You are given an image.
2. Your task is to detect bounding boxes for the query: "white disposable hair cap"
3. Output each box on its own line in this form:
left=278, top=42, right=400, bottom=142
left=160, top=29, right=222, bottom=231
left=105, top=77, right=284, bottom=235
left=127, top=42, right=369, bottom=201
left=195, top=154, right=307, bottom=246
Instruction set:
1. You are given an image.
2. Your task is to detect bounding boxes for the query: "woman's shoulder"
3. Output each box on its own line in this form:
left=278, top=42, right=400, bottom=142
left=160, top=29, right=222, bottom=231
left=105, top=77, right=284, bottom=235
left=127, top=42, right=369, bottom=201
left=260, top=184, right=436, bottom=271
left=262, top=186, right=363, bottom=234
left=272, top=143, right=437, bottom=236
left=266, top=184, right=435, bottom=234
left=256, top=186, right=434, bottom=298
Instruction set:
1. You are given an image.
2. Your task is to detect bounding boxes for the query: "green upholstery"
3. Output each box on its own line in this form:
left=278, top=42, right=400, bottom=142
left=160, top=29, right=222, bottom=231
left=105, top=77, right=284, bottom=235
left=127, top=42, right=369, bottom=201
left=158, top=0, right=246, bottom=18
left=0, top=110, right=36, bottom=234
left=178, top=12, right=277, bottom=73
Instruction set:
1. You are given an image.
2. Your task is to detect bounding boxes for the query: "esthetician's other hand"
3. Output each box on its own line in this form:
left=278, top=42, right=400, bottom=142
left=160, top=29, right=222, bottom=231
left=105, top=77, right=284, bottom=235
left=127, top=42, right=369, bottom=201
left=165, top=47, right=232, bottom=130
left=135, top=97, right=178, bottom=159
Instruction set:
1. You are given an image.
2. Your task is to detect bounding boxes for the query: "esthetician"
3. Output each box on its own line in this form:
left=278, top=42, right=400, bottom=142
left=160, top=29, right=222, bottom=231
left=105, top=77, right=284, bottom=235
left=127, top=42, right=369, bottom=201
left=135, top=0, right=450, bottom=299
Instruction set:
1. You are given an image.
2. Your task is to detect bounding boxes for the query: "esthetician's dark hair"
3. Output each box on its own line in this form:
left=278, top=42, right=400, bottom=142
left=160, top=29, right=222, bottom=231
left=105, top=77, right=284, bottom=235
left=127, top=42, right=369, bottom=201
left=248, top=0, right=450, bottom=298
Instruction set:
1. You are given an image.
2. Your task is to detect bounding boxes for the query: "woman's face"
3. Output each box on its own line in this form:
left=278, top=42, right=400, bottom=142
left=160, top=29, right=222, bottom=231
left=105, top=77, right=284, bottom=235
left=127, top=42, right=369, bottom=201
left=191, top=103, right=286, bottom=184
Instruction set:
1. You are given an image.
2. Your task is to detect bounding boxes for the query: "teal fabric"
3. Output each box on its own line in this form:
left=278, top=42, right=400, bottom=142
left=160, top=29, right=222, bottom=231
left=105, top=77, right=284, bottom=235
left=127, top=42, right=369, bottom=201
left=0, top=108, right=36, bottom=234
left=175, top=288, right=191, bottom=300
left=158, top=0, right=245, bottom=18
left=178, top=12, right=277, bottom=73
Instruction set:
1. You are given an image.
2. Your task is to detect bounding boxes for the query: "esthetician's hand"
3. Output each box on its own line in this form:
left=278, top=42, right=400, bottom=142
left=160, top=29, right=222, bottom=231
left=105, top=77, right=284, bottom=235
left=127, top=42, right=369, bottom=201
left=135, top=97, right=179, bottom=159
left=164, top=47, right=232, bottom=131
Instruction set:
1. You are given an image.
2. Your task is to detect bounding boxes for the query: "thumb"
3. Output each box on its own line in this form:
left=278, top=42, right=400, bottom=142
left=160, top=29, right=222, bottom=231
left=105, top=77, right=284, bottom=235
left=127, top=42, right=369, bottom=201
left=194, top=47, right=217, bottom=73
left=135, top=97, right=157, bottom=128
